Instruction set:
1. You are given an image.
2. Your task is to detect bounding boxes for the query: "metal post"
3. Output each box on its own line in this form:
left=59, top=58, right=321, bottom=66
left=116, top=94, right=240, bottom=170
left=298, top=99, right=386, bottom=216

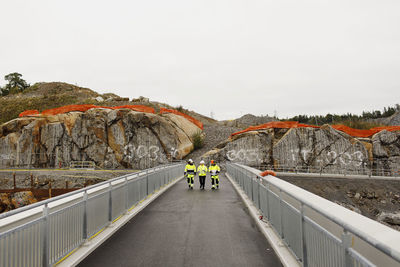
left=250, top=175, right=254, bottom=201
left=266, top=183, right=270, bottom=220
left=108, top=182, right=113, bottom=223
left=83, top=191, right=88, bottom=240
left=42, top=203, right=49, bottom=267
left=300, top=203, right=308, bottom=267
left=124, top=177, right=129, bottom=212
left=279, top=189, right=284, bottom=238
left=257, top=176, right=261, bottom=209
left=146, top=170, right=149, bottom=195
left=341, top=230, right=353, bottom=267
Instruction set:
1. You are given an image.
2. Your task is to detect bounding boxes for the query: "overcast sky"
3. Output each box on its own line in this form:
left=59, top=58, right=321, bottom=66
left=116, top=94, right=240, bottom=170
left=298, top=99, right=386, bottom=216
left=1, top=0, right=399, bottom=120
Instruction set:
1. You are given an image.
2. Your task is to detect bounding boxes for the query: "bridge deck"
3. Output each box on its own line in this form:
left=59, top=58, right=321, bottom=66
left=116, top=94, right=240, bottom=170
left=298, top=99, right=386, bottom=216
left=79, top=173, right=282, bottom=267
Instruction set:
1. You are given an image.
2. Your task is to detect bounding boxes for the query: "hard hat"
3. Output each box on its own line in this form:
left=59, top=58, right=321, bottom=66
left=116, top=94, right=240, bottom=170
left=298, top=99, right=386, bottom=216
left=200, top=160, right=205, bottom=164
left=211, top=160, right=215, bottom=164
left=188, top=159, right=193, bottom=163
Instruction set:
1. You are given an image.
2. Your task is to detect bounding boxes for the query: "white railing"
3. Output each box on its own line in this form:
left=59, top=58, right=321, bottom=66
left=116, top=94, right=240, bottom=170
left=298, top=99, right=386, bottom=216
left=0, top=163, right=184, bottom=267
left=227, top=163, right=400, bottom=267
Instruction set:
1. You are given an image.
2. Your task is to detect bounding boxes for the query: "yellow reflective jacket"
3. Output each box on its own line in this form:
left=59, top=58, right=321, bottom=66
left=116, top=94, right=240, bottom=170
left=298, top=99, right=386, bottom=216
left=184, top=164, right=196, bottom=177
left=209, top=165, right=220, bottom=177
left=197, top=165, right=208, bottom=176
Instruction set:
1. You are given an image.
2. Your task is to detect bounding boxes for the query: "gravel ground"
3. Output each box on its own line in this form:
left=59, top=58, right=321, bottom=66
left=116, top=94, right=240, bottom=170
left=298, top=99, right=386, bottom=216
left=279, top=175, right=400, bottom=231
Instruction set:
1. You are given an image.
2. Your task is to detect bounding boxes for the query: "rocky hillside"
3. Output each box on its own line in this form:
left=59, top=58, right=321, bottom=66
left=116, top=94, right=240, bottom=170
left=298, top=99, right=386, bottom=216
left=0, top=82, right=215, bottom=126
left=203, top=125, right=400, bottom=175
left=376, top=110, right=400, bottom=126
left=0, top=108, right=201, bottom=169
left=222, top=114, right=274, bottom=129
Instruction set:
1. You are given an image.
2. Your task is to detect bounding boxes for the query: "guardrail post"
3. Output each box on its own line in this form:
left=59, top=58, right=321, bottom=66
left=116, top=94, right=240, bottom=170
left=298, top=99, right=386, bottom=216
left=124, top=177, right=129, bottom=212
left=42, top=203, right=49, bottom=267
left=108, top=182, right=113, bottom=223
left=300, top=203, right=308, bottom=267
left=279, top=189, right=284, bottom=238
left=83, top=190, right=88, bottom=240
left=257, top=176, right=261, bottom=209
left=146, top=170, right=149, bottom=195
left=341, top=230, right=353, bottom=267
left=266, top=183, right=270, bottom=220
left=250, top=175, right=254, bottom=201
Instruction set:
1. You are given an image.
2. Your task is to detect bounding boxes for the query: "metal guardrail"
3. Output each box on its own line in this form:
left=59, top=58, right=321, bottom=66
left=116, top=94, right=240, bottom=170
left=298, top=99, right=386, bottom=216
left=227, top=163, right=400, bottom=267
left=69, top=161, right=96, bottom=170
left=255, top=164, right=400, bottom=178
left=0, top=163, right=184, bottom=267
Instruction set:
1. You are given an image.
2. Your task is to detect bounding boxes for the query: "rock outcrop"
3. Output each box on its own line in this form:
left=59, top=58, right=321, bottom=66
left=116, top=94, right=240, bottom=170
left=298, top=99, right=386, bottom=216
left=372, top=130, right=400, bottom=174
left=222, top=114, right=274, bottom=128
left=0, top=191, right=37, bottom=213
left=0, top=108, right=201, bottom=169
left=379, top=110, right=400, bottom=126
left=202, top=125, right=400, bottom=175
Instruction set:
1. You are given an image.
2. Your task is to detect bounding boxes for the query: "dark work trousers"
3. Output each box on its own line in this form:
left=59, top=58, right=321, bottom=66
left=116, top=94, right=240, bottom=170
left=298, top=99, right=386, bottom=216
left=187, top=176, right=194, bottom=185
left=199, top=176, right=206, bottom=188
left=211, top=176, right=219, bottom=188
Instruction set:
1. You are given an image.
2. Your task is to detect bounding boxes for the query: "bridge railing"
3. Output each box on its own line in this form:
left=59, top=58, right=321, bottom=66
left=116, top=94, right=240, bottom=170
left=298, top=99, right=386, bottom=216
left=227, top=163, right=400, bottom=267
left=0, top=163, right=184, bottom=267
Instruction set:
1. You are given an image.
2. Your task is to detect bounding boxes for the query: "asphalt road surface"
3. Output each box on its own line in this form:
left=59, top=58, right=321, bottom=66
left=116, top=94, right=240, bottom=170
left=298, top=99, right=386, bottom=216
left=79, top=173, right=282, bottom=267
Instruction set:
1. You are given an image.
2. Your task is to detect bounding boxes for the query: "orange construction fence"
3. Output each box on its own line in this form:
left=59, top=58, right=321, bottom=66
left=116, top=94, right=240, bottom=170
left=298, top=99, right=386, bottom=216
left=18, top=110, right=40, bottom=117
left=18, top=105, right=205, bottom=131
left=159, top=108, right=203, bottom=130
left=231, top=121, right=400, bottom=138
left=19, top=104, right=156, bottom=117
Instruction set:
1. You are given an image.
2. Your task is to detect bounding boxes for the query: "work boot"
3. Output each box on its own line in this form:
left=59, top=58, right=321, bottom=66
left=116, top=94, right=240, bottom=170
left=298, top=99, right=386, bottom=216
left=217, top=185, right=219, bottom=189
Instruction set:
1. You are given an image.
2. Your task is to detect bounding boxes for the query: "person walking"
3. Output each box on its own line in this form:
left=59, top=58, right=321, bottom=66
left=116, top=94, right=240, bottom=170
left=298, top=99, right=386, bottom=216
left=209, top=160, right=221, bottom=189
left=197, top=160, right=208, bottom=190
left=184, top=159, right=196, bottom=189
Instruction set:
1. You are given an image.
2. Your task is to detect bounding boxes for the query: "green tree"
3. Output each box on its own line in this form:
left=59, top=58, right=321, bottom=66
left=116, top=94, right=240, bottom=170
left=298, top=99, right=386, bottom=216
left=3, top=72, right=30, bottom=94
left=0, top=85, right=8, bottom=96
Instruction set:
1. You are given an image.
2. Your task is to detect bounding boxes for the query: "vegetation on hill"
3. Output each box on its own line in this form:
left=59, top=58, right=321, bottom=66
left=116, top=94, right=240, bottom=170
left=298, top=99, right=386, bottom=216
left=0, top=73, right=30, bottom=96
left=0, top=74, right=398, bottom=130
left=286, top=104, right=400, bottom=129
left=0, top=80, right=105, bottom=124
left=0, top=77, right=216, bottom=126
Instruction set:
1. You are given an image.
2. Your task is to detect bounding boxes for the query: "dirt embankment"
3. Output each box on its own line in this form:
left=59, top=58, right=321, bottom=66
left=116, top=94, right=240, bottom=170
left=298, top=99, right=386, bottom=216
left=279, top=176, right=400, bottom=231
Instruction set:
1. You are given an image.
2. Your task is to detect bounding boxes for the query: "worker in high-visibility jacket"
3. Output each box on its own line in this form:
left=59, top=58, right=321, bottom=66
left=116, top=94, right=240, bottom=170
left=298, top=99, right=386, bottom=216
left=197, top=160, right=208, bottom=190
left=184, top=159, right=196, bottom=189
left=209, top=160, right=221, bottom=189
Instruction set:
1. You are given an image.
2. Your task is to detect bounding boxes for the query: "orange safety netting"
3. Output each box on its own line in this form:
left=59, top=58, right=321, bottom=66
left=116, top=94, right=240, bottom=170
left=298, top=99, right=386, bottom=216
left=159, top=108, right=203, bottom=130
left=231, top=121, right=400, bottom=138
left=18, top=110, right=40, bottom=117
left=331, top=125, right=377, bottom=138
left=111, top=105, right=155, bottom=114
left=231, top=121, right=319, bottom=137
left=41, top=104, right=99, bottom=115
left=19, top=104, right=155, bottom=117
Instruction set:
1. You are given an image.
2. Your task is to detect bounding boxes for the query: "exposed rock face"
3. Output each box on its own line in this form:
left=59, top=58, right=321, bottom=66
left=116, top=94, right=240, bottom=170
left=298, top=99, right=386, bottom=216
left=372, top=130, right=400, bottom=174
left=273, top=125, right=369, bottom=173
left=0, top=108, right=200, bottom=169
left=380, top=110, right=400, bottom=126
left=203, top=125, right=400, bottom=175
left=203, top=130, right=273, bottom=166
left=0, top=191, right=37, bottom=213
left=222, top=114, right=274, bottom=128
